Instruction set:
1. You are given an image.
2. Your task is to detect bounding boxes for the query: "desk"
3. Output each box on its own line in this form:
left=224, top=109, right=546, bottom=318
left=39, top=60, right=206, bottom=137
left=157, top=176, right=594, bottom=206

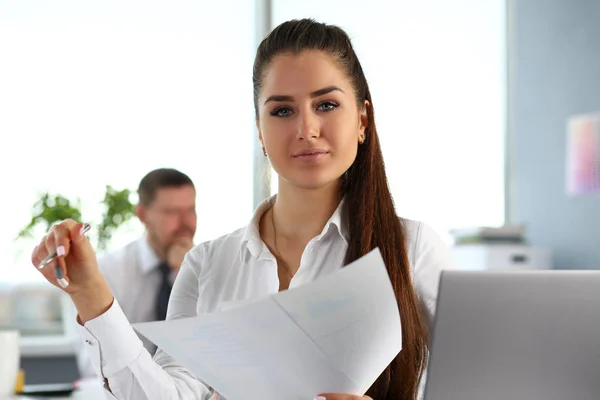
left=2, top=390, right=106, bottom=400
left=1, top=380, right=108, bottom=400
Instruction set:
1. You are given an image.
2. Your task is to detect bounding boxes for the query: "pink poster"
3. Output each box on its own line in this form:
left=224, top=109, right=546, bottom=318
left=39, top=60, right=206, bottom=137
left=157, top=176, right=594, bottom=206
left=566, top=113, right=600, bottom=196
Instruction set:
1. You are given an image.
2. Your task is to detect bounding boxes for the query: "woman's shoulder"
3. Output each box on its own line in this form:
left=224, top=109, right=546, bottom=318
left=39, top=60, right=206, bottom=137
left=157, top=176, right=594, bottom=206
left=400, top=217, right=440, bottom=244
left=399, top=218, right=454, bottom=269
left=400, top=218, right=423, bottom=241
left=195, top=225, right=248, bottom=253
left=183, top=225, right=251, bottom=276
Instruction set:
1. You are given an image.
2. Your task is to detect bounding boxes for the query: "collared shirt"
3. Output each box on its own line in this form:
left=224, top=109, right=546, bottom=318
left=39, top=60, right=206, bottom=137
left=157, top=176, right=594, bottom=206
left=75, top=235, right=168, bottom=378
left=77, top=197, right=457, bottom=399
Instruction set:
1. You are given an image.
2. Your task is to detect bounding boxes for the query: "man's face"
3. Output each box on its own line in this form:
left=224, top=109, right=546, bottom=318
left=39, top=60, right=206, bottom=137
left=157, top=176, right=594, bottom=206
left=138, top=185, right=197, bottom=255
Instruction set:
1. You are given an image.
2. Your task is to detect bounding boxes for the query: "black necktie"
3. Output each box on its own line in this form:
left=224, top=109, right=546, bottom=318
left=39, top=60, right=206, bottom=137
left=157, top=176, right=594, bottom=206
left=155, top=261, right=172, bottom=321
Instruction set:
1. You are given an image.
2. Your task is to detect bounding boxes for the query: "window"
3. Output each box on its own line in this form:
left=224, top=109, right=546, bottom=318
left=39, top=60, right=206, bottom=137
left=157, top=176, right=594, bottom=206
left=270, top=0, right=507, bottom=241
left=0, top=1, right=256, bottom=282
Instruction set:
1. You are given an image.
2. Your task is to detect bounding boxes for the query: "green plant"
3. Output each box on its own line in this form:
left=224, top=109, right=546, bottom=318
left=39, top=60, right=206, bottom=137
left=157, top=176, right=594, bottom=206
left=17, top=186, right=135, bottom=251
left=17, top=193, right=82, bottom=239
left=97, top=185, right=135, bottom=251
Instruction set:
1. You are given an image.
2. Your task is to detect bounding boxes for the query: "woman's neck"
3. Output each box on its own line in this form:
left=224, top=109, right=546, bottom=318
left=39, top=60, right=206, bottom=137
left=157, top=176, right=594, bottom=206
left=272, top=179, right=341, bottom=244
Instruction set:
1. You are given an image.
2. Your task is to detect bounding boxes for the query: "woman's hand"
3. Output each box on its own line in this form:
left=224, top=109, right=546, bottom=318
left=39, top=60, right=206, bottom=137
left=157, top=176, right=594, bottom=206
left=30, top=218, right=114, bottom=323
left=314, top=395, right=373, bottom=400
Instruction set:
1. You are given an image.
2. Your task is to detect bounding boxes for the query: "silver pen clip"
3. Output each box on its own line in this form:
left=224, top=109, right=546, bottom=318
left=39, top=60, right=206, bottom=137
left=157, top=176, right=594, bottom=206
left=37, top=223, right=91, bottom=270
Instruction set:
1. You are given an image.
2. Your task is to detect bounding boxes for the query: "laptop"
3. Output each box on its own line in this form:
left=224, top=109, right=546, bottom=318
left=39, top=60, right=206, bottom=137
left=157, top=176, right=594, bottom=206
left=424, top=269, right=600, bottom=400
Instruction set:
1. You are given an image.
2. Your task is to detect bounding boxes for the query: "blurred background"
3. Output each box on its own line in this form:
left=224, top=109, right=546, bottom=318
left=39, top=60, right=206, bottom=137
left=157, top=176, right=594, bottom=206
left=0, top=0, right=598, bottom=388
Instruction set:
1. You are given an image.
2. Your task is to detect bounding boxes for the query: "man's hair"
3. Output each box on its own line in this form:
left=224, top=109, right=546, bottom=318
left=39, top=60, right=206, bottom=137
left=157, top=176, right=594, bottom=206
left=137, top=168, right=194, bottom=206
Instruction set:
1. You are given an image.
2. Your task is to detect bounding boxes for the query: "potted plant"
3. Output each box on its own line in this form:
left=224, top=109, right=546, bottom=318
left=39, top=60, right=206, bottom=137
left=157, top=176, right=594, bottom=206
left=17, top=186, right=136, bottom=251
left=97, top=185, right=136, bottom=251
left=16, top=193, right=83, bottom=240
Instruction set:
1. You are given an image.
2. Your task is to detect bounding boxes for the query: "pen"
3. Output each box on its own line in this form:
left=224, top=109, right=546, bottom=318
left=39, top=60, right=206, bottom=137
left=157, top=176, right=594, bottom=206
left=36, top=223, right=91, bottom=288
left=37, top=223, right=91, bottom=269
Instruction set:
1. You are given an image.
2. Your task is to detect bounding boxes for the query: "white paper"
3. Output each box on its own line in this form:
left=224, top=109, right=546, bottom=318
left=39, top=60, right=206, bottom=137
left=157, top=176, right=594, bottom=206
left=133, top=248, right=402, bottom=400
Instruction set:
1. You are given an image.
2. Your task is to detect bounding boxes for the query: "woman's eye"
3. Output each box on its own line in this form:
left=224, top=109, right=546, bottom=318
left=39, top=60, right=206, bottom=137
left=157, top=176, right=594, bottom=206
left=271, top=107, right=293, bottom=117
left=317, top=101, right=339, bottom=112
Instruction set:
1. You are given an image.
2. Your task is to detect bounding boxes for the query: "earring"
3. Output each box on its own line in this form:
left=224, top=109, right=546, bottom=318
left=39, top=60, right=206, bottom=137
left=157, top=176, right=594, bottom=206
left=262, top=145, right=267, bottom=156
left=358, top=135, right=365, bottom=144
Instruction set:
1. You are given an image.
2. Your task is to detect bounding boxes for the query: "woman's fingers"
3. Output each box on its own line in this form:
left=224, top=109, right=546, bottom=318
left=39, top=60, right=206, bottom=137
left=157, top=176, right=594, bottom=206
left=51, top=221, right=77, bottom=288
left=30, top=219, right=88, bottom=291
left=42, top=233, right=57, bottom=267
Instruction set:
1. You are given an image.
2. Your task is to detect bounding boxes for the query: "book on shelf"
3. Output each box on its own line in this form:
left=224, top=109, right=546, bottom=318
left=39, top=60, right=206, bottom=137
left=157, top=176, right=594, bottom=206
left=450, top=225, right=526, bottom=245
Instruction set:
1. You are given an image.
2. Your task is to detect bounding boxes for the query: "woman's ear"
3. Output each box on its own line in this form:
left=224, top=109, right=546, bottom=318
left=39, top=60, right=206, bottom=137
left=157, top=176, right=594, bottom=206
left=257, top=129, right=267, bottom=156
left=359, top=100, right=369, bottom=138
left=257, top=119, right=264, bottom=144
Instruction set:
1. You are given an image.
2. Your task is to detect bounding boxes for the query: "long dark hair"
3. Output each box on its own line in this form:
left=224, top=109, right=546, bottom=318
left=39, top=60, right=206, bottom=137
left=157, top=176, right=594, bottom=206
left=253, top=19, right=429, bottom=400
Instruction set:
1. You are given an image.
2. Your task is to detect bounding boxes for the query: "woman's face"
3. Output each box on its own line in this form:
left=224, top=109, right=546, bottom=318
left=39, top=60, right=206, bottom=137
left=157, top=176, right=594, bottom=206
left=257, top=50, right=368, bottom=191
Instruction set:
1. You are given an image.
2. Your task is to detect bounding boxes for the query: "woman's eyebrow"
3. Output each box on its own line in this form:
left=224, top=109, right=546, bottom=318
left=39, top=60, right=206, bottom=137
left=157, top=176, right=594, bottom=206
left=263, top=85, right=344, bottom=105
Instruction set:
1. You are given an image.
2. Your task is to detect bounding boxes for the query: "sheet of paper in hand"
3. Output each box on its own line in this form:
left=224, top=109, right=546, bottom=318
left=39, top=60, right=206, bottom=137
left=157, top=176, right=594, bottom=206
left=133, top=248, right=402, bottom=400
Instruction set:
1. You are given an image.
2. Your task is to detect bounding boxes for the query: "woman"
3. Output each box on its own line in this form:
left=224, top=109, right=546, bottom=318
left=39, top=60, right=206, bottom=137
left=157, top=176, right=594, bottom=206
left=31, top=18, right=455, bottom=400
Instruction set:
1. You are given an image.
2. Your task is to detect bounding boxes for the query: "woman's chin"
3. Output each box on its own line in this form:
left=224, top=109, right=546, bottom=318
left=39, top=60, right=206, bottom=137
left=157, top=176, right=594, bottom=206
left=283, top=173, right=343, bottom=191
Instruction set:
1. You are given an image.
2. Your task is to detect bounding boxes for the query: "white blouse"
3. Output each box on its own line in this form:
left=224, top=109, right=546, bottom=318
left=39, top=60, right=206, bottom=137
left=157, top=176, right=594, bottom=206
left=77, top=197, right=457, bottom=400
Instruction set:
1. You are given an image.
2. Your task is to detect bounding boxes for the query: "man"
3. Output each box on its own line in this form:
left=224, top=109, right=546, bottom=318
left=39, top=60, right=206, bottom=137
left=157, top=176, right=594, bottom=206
left=76, top=168, right=197, bottom=378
